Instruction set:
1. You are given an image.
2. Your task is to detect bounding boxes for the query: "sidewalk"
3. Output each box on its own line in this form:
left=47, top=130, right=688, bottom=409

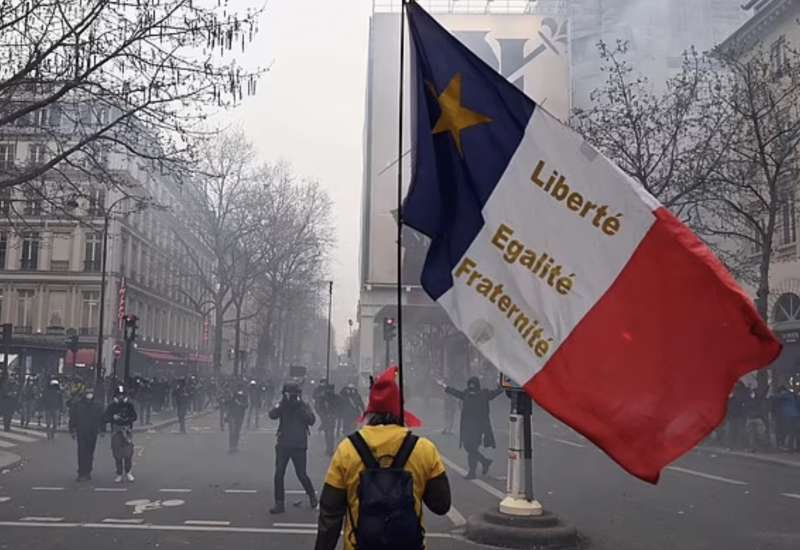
left=0, top=450, right=22, bottom=471
left=697, top=445, right=800, bottom=469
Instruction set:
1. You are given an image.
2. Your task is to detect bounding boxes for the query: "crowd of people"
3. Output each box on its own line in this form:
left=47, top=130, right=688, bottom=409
left=720, top=380, right=800, bottom=453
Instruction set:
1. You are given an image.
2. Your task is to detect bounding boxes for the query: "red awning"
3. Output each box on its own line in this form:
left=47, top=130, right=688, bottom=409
left=139, top=349, right=183, bottom=363
left=66, top=349, right=96, bottom=368
left=188, top=353, right=212, bottom=364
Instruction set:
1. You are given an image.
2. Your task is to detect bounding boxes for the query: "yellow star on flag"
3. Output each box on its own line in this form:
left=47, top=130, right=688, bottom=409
left=429, top=73, right=492, bottom=156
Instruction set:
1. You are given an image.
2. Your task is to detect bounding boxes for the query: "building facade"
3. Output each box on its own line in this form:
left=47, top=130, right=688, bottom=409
left=719, top=0, right=800, bottom=384
left=0, top=107, right=214, bottom=379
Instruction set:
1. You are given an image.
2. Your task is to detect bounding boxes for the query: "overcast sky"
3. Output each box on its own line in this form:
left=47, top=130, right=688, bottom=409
left=219, top=0, right=374, bottom=349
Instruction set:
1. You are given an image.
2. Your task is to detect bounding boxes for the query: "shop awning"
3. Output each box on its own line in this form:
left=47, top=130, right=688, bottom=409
left=139, top=349, right=183, bottom=364
left=66, top=349, right=96, bottom=368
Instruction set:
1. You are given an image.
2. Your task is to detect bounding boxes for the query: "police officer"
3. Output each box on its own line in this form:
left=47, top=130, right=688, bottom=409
left=173, top=378, right=190, bottom=434
left=247, top=380, right=261, bottom=429
left=315, top=382, right=338, bottom=456
left=69, top=388, right=105, bottom=481
left=268, top=383, right=317, bottom=514
left=104, top=385, right=138, bottom=483
left=42, top=379, right=63, bottom=439
left=226, top=387, right=248, bottom=453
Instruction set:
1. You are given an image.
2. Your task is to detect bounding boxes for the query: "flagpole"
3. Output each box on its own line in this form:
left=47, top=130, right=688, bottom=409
left=396, top=0, right=408, bottom=426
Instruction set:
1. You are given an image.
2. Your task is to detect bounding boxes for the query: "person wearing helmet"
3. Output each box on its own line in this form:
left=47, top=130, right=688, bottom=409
left=103, top=385, right=138, bottom=483
left=69, top=388, right=105, bottom=481
left=268, top=382, right=317, bottom=514
left=226, top=386, right=249, bottom=453
left=42, top=379, right=63, bottom=439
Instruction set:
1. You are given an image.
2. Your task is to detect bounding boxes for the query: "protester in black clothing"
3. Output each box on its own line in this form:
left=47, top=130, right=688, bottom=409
left=137, top=378, right=153, bottom=425
left=69, top=389, right=105, bottom=481
left=438, top=377, right=503, bottom=479
left=19, top=377, right=38, bottom=428
left=338, top=385, right=364, bottom=436
left=0, top=375, right=19, bottom=432
left=173, top=379, right=191, bottom=434
left=41, top=379, right=63, bottom=439
left=727, top=382, right=750, bottom=450
left=104, top=385, right=138, bottom=483
left=268, top=383, right=317, bottom=514
left=226, top=388, right=248, bottom=453
left=315, top=382, right=338, bottom=456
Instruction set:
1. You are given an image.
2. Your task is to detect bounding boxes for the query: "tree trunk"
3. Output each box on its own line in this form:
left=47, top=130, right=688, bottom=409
left=213, top=303, right=224, bottom=373
left=233, top=300, right=242, bottom=378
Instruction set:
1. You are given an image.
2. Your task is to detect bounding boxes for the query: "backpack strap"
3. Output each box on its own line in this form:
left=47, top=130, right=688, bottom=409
left=390, top=431, right=419, bottom=469
left=348, top=431, right=380, bottom=470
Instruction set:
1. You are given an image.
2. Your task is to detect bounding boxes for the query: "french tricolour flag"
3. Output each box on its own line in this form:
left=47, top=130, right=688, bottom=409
left=403, top=2, right=781, bottom=483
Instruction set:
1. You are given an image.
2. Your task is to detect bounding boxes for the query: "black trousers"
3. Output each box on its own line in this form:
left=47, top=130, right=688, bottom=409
left=273, top=446, right=315, bottom=503
left=177, top=408, right=187, bottom=433
left=228, top=414, right=244, bottom=450
left=111, top=431, right=134, bottom=475
left=321, top=424, right=335, bottom=456
left=464, top=440, right=489, bottom=475
left=77, top=431, right=98, bottom=476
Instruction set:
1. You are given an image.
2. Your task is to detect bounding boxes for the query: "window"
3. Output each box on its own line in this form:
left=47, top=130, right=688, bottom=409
left=29, top=143, right=48, bottom=165
left=51, top=232, right=71, bottom=271
left=774, top=293, right=800, bottom=323
left=777, top=196, right=797, bottom=246
left=48, top=105, right=61, bottom=128
left=84, top=231, right=102, bottom=272
left=88, top=188, right=105, bottom=216
left=33, top=108, right=49, bottom=127
left=771, top=36, right=788, bottom=77
left=14, top=106, right=31, bottom=127
left=0, top=189, right=9, bottom=216
left=0, top=233, right=6, bottom=270
left=16, top=290, right=35, bottom=332
left=0, top=143, right=16, bottom=171
left=20, top=232, right=39, bottom=270
left=22, top=189, right=42, bottom=216
left=48, top=291, right=66, bottom=328
left=81, top=291, right=100, bottom=334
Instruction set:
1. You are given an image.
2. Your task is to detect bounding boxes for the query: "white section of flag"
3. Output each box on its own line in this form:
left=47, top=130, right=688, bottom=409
left=438, top=108, right=657, bottom=384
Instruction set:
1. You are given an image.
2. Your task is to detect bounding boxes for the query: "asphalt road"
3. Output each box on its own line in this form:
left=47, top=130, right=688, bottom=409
left=0, top=399, right=798, bottom=550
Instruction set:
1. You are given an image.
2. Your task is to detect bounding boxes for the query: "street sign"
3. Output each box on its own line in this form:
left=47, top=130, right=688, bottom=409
left=500, top=373, right=524, bottom=391
left=113, top=344, right=122, bottom=359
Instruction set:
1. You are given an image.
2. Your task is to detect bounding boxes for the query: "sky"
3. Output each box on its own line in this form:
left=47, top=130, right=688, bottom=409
left=218, top=0, right=374, bottom=350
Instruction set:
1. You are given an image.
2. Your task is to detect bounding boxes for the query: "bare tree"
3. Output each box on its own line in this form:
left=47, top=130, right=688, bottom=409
left=0, top=0, right=265, bottom=192
left=572, top=41, right=731, bottom=215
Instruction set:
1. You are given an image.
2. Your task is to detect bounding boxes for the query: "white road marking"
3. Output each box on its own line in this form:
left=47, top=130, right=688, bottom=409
left=273, top=523, right=318, bottom=528
left=32, top=487, right=64, bottom=491
left=781, top=493, right=800, bottom=500
left=286, top=490, right=307, bottom=495
left=9, top=427, right=48, bottom=438
left=666, top=466, right=748, bottom=486
left=102, top=519, right=144, bottom=524
left=441, top=456, right=506, bottom=500
left=21, top=516, right=63, bottom=522
left=185, top=520, right=231, bottom=526
left=446, top=506, right=467, bottom=527
left=0, top=432, right=37, bottom=443
left=159, top=489, right=192, bottom=493
left=553, top=438, right=586, bottom=448
left=94, top=488, right=128, bottom=492
left=0, top=497, right=10, bottom=503
left=0, top=521, right=458, bottom=538
left=224, top=489, right=257, bottom=494
left=0, top=439, right=16, bottom=448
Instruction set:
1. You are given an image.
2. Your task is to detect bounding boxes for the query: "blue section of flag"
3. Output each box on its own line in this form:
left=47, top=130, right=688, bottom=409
left=403, top=2, right=536, bottom=300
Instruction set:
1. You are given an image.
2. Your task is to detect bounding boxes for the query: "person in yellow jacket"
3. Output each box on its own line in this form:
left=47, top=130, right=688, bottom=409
left=314, top=367, right=451, bottom=550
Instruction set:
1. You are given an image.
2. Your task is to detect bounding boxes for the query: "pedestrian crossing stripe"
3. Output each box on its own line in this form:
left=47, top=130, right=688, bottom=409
left=0, top=431, right=38, bottom=443
left=0, top=439, right=16, bottom=448
left=8, top=427, right=48, bottom=438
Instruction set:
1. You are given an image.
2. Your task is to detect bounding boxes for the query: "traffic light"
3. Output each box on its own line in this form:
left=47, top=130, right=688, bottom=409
left=383, top=317, right=396, bottom=341
left=124, top=314, right=139, bottom=342
left=65, top=334, right=79, bottom=353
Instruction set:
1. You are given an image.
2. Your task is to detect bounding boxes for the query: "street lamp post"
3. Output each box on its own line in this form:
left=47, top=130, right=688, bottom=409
left=325, top=281, right=333, bottom=383
left=95, top=196, right=137, bottom=393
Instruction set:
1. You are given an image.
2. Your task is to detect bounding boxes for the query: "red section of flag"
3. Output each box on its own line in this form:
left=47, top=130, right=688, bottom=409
left=528, top=207, right=781, bottom=484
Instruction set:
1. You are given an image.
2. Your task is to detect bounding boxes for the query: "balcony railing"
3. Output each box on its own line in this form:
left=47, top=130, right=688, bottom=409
left=50, top=260, right=69, bottom=271
left=20, top=259, right=38, bottom=271
left=14, top=325, right=32, bottom=335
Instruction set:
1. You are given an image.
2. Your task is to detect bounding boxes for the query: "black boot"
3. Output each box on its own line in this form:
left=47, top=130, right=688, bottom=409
left=269, top=502, right=286, bottom=515
left=309, top=493, right=318, bottom=509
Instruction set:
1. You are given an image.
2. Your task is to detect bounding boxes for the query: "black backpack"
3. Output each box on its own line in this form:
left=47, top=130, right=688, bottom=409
left=347, top=431, right=425, bottom=550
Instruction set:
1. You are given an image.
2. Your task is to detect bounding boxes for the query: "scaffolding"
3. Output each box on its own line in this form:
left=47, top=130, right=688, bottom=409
left=372, top=0, right=568, bottom=15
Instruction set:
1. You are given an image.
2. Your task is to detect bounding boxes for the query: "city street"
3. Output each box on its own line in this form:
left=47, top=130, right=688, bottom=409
left=0, top=401, right=798, bottom=550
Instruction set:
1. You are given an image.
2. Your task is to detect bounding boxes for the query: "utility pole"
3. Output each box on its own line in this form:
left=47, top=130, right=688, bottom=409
left=325, top=281, right=333, bottom=382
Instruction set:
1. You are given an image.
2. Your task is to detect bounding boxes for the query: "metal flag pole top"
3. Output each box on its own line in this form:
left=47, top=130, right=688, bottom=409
left=325, top=280, right=333, bottom=383
left=396, top=0, right=408, bottom=426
